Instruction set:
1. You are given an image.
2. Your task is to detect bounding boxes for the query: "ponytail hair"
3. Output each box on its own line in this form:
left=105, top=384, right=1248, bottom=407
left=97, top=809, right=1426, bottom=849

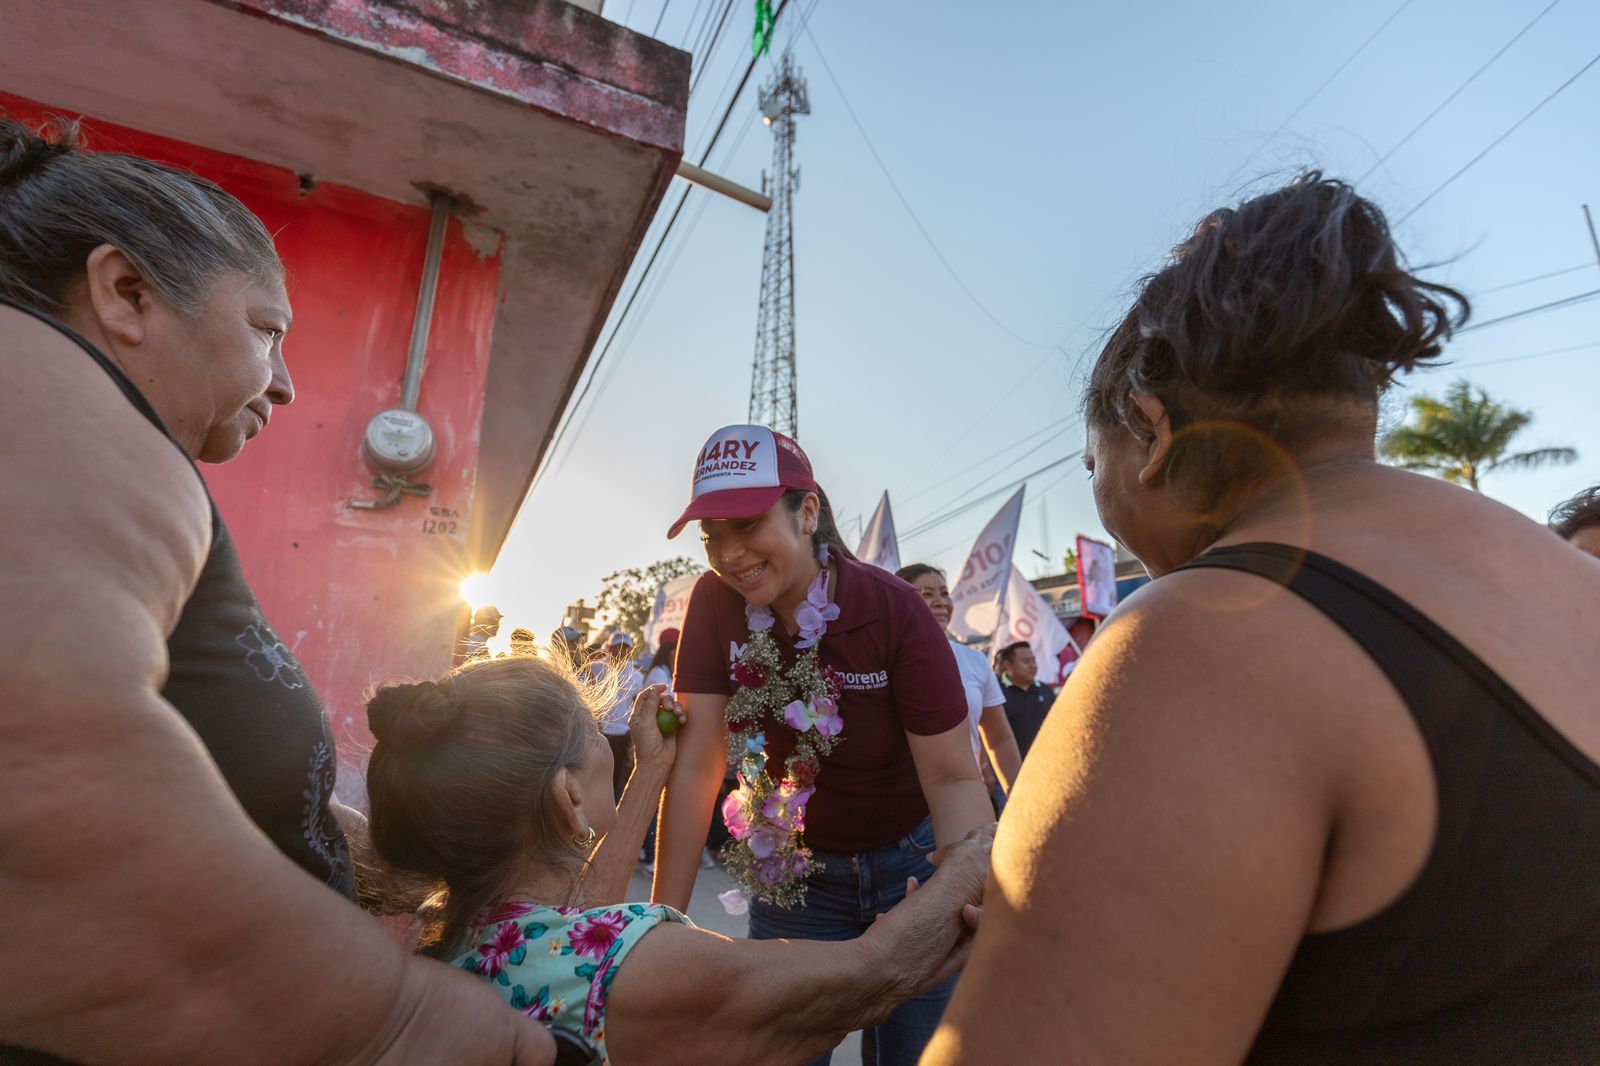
left=783, top=486, right=855, bottom=563
left=365, top=654, right=604, bottom=955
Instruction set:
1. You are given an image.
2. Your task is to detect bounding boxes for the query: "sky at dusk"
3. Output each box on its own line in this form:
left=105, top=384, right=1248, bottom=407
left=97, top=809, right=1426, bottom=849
left=473, top=0, right=1600, bottom=634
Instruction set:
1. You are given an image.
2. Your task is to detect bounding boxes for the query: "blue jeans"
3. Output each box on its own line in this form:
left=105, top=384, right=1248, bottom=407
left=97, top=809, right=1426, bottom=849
left=746, top=816, right=957, bottom=1066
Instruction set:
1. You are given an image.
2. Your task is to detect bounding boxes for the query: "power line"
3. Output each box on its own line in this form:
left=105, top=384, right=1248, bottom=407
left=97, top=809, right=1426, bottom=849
left=902, top=424, right=1078, bottom=532
left=1358, top=0, right=1562, bottom=183
left=899, top=346, right=1067, bottom=496
left=1244, top=0, right=1417, bottom=169
left=1397, top=49, right=1600, bottom=224
left=1456, top=288, right=1600, bottom=334
left=906, top=453, right=1084, bottom=568
left=800, top=21, right=1060, bottom=351
left=533, top=0, right=804, bottom=491
left=680, top=0, right=709, bottom=51
left=1475, top=261, right=1592, bottom=296
left=688, top=0, right=738, bottom=97
left=1455, top=339, right=1600, bottom=369
left=651, top=0, right=674, bottom=36
left=901, top=452, right=1082, bottom=542
left=899, top=415, right=1078, bottom=506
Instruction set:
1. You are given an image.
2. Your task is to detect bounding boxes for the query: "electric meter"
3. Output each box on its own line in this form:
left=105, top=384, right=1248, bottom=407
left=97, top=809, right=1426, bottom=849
left=361, top=407, right=436, bottom=477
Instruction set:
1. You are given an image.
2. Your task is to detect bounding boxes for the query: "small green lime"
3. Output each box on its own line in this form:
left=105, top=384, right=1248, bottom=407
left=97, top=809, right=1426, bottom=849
left=656, top=708, right=680, bottom=737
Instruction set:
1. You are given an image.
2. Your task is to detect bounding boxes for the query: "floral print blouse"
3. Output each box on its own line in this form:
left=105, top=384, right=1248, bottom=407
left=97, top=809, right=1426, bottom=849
left=450, top=900, right=693, bottom=1063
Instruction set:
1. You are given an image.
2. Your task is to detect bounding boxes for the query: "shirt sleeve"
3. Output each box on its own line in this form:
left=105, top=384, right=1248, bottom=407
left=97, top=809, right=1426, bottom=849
left=888, top=584, right=969, bottom=736
left=980, top=664, right=1006, bottom=708
left=671, top=572, right=734, bottom=696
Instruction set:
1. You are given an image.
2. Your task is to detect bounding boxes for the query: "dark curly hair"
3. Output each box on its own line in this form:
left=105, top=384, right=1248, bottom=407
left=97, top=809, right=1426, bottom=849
left=1084, top=172, right=1469, bottom=500
left=1550, top=485, right=1600, bottom=540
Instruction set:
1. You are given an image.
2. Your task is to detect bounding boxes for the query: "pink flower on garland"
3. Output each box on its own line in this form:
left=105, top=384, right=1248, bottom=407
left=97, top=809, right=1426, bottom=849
left=746, top=825, right=785, bottom=859
left=783, top=697, right=843, bottom=739
left=475, top=920, right=526, bottom=979
left=761, top=782, right=816, bottom=831
left=722, top=788, right=753, bottom=840
left=568, top=911, right=628, bottom=960
left=753, top=856, right=783, bottom=887
left=821, top=666, right=844, bottom=698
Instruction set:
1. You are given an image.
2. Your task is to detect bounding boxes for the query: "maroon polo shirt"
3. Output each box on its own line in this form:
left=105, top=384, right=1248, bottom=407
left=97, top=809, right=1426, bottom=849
left=675, top=554, right=967, bottom=855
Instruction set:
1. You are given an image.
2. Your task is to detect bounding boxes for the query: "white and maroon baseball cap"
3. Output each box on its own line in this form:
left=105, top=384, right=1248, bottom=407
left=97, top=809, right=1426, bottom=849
left=667, top=424, right=819, bottom=538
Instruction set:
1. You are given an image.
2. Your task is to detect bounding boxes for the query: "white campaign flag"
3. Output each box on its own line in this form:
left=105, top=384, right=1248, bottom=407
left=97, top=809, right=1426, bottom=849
left=948, top=486, right=1026, bottom=640
left=856, top=491, right=901, bottom=573
left=995, top=564, right=1082, bottom=686
left=643, top=572, right=699, bottom=649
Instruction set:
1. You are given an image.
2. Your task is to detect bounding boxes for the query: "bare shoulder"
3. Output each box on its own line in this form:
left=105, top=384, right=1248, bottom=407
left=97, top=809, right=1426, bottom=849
left=1064, top=567, right=1384, bottom=742
left=0, top=307, right=208, bottom=644
left=930, top=571, right=1366, bottom=1063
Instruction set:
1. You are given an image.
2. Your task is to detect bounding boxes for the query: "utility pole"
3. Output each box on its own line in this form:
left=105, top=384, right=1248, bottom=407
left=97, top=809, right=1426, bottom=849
left=747, top=49, right=809, bottom=437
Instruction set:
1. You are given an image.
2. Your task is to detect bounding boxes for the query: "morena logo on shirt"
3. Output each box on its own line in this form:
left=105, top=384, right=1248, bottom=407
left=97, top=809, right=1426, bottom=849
left=835, top=669, right=888, bottom=691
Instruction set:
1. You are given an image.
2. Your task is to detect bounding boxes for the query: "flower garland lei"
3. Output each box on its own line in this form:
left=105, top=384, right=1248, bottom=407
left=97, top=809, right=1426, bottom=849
left=718, top=545, right=844, bottom=908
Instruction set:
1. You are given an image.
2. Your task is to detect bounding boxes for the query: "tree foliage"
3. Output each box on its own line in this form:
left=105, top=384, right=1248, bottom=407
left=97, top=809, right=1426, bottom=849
left=1380, top=379, right=1576, bottom=492
left=593, top=556, right=705, bottom=647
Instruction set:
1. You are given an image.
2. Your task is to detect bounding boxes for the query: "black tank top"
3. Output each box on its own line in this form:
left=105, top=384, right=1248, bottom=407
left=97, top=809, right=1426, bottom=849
left=1175, top=544, right=1600, bottom=1063
left=1, top=296, right=352, bottom=895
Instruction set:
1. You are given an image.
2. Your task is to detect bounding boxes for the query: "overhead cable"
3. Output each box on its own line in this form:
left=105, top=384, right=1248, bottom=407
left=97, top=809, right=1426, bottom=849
left=1397, top=50, right=1600, bottom=224
left=801, top=21, right=1062, bottom=351
left=1358, top=0, right=1563, bottom=182
left=1455, top=289, right=1600, bottom=334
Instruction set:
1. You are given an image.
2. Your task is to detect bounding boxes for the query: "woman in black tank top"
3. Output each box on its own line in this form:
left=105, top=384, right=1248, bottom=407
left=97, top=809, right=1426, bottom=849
left=0, top=119, right=551, bottom=1061
left=926, top=174, right=1600, bottom=1064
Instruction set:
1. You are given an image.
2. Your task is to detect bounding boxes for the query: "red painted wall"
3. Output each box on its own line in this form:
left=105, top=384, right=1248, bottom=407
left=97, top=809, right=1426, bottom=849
left=6, top=94, right=504, bottom=803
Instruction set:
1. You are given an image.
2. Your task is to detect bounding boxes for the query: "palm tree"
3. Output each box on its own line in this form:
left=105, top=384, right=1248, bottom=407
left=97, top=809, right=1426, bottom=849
left=1380, top=379, right=1577, bottom=492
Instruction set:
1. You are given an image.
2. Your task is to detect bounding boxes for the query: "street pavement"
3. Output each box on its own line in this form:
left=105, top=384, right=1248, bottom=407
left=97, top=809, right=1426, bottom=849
left=629, top=859, right=863, bottom=1061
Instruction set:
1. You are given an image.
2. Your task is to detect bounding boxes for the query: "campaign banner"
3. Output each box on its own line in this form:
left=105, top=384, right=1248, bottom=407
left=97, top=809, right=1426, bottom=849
left=856, top=491, right=901, bottom=573
left=949, top=486, right=1026, bottom=640
left=995, top=564, right=1082, bottom=686
left=1076, top=535, right=1119, bottom=619
left=643, top=572, right=699, bottom=649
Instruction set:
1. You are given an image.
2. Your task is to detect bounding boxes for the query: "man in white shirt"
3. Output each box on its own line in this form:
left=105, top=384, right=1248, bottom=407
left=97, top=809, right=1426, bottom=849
left=596, top=631, right=644, bottom=799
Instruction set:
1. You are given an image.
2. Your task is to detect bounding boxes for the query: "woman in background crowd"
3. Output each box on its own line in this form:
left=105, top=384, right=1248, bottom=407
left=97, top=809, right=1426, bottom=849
left=898, top=563, right=1022, bottom=806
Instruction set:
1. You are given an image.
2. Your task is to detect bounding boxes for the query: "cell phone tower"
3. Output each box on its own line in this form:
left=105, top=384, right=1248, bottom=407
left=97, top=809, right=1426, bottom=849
left=747, top=49, right=809, bottom=438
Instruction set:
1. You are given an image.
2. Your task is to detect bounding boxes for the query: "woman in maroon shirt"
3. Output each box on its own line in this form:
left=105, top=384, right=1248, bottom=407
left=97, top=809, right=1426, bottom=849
left=651, top=424, right=992, bottom=1066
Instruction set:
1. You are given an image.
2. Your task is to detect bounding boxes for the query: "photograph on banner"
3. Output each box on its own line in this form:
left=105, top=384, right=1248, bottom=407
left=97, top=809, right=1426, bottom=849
left=856, top=490, right=901, bottom=573
left=643, top=571, right=699, bottom=649
left=949, top=486, right=1026, bottom=639
left=1075, top=534, right=1119, bottom=619
left=995, top=564, right=1082, bottom=686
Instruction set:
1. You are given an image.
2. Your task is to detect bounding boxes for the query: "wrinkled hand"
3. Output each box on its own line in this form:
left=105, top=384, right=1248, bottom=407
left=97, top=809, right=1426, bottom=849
left=353, top=955, right=555, bottom=1065
left=628, top=684, right=683, bottom=772
left=870, top=823, right=996, bottom=994
left=927, top=821, right=995, bottom=925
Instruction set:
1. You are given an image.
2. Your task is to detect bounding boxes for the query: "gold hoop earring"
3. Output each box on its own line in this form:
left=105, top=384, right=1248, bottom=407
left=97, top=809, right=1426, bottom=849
left=572, top=826, right=597, bottom=849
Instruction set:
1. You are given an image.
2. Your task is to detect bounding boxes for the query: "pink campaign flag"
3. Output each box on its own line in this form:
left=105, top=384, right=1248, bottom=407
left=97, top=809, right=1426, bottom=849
left=995, top=564, right=1082, bottom=686
left=856, top=491, right=901, bottom=573
left=948, top=486, right=1026, bottom=640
